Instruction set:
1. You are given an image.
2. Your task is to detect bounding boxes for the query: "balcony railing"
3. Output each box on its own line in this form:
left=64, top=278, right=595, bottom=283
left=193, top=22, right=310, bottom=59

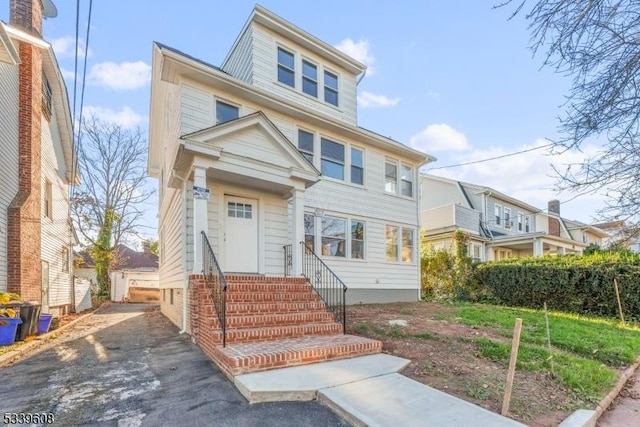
left=201, top=231, right=228, bottom=347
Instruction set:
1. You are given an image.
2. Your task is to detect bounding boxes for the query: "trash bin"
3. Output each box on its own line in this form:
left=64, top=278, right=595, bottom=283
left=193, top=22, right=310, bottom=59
left=16, top=302, right=41, bottom=341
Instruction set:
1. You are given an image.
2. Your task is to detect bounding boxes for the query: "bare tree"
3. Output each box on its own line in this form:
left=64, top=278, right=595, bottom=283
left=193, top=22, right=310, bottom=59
left=72, top=116, right=154, bottom=295
left=500, top=1, right=640, bottom=225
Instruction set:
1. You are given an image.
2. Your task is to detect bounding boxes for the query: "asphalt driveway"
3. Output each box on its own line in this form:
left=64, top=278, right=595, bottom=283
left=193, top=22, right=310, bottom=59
left=0, top=304, right=350, bottom=426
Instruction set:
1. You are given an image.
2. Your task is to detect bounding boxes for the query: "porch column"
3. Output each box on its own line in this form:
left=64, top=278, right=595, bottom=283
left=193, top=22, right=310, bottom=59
left=291, top=188, right=305, bottom=276
left=559, top=246, right=566, bottom=255
left=533, top=239, right=543, bottom=257
left=193, top=166, right=209, bottom=273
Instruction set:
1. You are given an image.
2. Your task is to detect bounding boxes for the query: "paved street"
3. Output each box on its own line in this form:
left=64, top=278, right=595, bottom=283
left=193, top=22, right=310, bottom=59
left=0, top=304, right=350, bottom=427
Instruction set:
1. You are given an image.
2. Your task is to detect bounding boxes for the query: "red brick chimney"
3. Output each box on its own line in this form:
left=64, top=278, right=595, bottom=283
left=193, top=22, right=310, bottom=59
left=7, top=0, right=45, bottom=302
left=548, top=200, right=561, bottom=237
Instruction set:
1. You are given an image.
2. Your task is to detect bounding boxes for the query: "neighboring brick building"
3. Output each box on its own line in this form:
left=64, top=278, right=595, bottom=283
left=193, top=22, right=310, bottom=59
left=0, top=0, right=77, bottom=315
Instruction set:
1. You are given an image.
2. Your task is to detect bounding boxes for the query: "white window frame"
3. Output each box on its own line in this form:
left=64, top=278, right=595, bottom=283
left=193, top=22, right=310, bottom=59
left=44, top=180, right=52, bottom=219
left=350, top=146, right=364, bottom=186
left=385, top=160, right=397, bottom=194
left=400, top=164, right=414, bottom=198
left=385, top=225, right=416, bottom=263
left=320, top=137, right=345, bottom=181
left=494, top=204, right=502, bottom=227
left=301, top=58, right=318, bottom=98
left=323, top=68, right=339, bottom=107
left=524, top=215, right=531, bottom=233
left=351, top=220, right=365, bottom=259
left=297, top=128, right=315, bottom=164
left=517, top=213, right=524, bottom=232
left=277, top=46, right=295, bottom=88
left=307, top=214, right=366, bottom=260
left=504, top=207, right=511, bottom=229
left=384, top=158, right=414, bottom=198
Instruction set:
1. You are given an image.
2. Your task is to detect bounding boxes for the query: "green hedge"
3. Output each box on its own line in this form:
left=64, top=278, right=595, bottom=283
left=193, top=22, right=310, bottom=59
left=470, top=254, right=640, bottom=319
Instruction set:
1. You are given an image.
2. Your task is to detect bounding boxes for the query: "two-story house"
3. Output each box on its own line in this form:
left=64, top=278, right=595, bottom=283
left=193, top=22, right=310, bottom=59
left=420, top=175, right=606, bottom=261
left=0, top=0, right=77, bottom=316
left=148, top=5, right=433, bottom=374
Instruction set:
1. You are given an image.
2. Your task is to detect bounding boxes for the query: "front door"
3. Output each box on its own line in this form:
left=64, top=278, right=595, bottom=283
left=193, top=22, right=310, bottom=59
left=224, top=196, right=258, bottom=272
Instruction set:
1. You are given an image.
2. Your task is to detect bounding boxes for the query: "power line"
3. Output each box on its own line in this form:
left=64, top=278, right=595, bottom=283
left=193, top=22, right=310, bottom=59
left=427, top=143, right=554, bottom=171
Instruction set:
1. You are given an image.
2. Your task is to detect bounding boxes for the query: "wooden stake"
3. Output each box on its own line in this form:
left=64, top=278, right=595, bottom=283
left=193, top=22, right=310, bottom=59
left=613, top=278, right=625, bottom=325
left=502, top=318, right=523, bottom=416
left=544, top=302, right=554, bottom=377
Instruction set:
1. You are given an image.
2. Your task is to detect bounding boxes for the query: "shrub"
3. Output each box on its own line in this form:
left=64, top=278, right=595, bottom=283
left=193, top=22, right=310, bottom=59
left=470, top=253, right=640, bottom=319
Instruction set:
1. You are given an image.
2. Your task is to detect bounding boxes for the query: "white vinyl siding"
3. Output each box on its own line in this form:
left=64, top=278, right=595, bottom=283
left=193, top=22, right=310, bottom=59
left=40, top=111, right=73, bottom=308
left=220, top=25, right=254, bottom=83
left=159, top=187, right=186, bottom=290
left=0, top=62, right=19, bottom=292
left=249, top=22, right=358, bottom=125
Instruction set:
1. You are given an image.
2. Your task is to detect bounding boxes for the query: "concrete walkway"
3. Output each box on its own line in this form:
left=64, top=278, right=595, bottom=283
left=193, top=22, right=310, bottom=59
left=235, top=354, right=525, bottom=426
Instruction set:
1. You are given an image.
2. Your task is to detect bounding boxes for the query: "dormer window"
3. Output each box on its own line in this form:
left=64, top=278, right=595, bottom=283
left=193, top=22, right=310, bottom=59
left=302, top=60, right=318, bottom=97
left=277, top=47, right=295, bottom=87
left=324, top=70, right=338, bottom=106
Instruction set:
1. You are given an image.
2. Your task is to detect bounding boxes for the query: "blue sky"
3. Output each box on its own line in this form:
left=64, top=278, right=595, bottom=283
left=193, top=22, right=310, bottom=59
left=2, top=1, right=609, bottom=241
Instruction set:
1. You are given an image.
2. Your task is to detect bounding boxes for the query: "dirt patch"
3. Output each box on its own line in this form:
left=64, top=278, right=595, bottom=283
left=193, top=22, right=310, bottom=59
left=348, top=302, right=586, bottom=426
left=50, top=307, right=97, bottom=331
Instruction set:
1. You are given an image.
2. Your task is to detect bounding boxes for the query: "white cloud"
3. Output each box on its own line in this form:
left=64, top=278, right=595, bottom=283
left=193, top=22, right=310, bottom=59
left=335, top=38, right=375, bottom=75
left=83, top=106, right=146, bottom=129
left=50, top=36, right=91, bottom=58
left=358, top=91, right=400, bottom=108
left=87, top=61, right=151, bottom=90
left=410, top=123, right=470, bottom=152
left=429, top=139, right=606, bottom=221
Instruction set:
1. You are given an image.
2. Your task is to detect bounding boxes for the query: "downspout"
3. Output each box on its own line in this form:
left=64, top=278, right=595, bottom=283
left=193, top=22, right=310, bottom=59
left=356, top=69, right=367, bottom=85
left=178, top=174, right=188, bottom=334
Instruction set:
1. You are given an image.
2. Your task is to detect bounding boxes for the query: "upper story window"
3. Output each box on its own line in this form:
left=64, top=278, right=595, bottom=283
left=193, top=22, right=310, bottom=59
left=401, top=165, right=413, bottom=197
left=42, top=74, right=52, bottom=121
left=302, top=60, right=318, bottom=97
left=216, top=101, right=239, bottom=124
left=44, top=180, right=52, bottom=219
left=298, top=129, right=314, bottom=163
left=277, top=47, right=295, bottom=87
left=385, top=161, right=397, bottom=193
left=494, top=204, right=502, bottom=227
left=351, top=148, right=364, bottom=185
left=517, top=213, right=524, bottom=232
left=385, top=159, right=413, bottom=198
left=321, top=138, right=345, bottom=180
left=524, top=215, right=531, bottom=232
left=324, top=70, right=339, bottom=106
left=504, top=208, right=511, bottom=229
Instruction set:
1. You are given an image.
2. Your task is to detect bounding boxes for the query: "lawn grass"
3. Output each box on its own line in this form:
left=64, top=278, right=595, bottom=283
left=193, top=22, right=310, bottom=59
left=455, top=303, right=640, bottom=366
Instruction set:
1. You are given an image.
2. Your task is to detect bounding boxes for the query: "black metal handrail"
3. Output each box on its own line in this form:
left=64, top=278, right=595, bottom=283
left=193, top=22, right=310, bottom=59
left=283, top=244, right=292, bottom=276
left=299, top=241, right=347, bottom=334
left=201, top=231, right=228, bottom=347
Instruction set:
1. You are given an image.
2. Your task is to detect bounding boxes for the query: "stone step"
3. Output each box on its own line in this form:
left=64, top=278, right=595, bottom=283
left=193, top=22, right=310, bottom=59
left=214, top=322, right=343, bottom=344
left=225, top=301, right=328, bottom=315
left=226, top=311, right=335, bottom=329
left=211, top=334, right=383, bottom=376
left=225, top=275, right=308, bottom=284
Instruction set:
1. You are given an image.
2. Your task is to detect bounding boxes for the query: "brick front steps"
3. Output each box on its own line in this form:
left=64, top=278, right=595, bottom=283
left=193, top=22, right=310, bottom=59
left=189, top=274, right=382, bottom=377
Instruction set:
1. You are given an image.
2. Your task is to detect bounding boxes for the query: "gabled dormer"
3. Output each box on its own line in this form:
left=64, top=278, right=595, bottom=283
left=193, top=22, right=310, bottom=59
left=221, top=5, right=366, bottom=125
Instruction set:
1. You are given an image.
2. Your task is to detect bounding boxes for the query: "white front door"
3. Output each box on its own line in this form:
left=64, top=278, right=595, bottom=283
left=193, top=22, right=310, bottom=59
left=224, top=196, right=258, bottom=272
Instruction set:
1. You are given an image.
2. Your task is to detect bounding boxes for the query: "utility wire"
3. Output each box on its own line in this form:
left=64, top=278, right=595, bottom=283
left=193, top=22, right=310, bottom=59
left=427, top=143, right=554, bottom=171
left=72, top=0, right=80, bottom=127
left=76, top=0, right=93, bottom=144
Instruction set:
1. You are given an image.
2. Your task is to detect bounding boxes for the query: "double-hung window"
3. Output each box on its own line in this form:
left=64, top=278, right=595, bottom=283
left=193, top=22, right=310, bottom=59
left=400, top=164, right=413, bottom=197
left=385, top=161, right=397, bottom=193
left=525, top=215, right=531, bottom=233
left=351, top=148, right=364, bottom=185
left=321, top=138, right=344, bottom=180
left=386, top=226, right=399, bottom=261
left=44, top=180, right=52, bottom=219
left=402, top=229, right=414, bottom=262
left=324, top=70, right=339, bottom=106
left=302, top=60, right=318, bottom=97
left=321, top=217, right=346, bottom=257
left=517, top=213, right=524, bottom=232
left=277, top=47, right=295, bottom=87
left=494, top=204, right=502, bottom=227
left=216, top=101, right=239, bottom=124
left=385, top=225, right=415, bottom=262
left=298, top=130, right=314, bottom=163
left=504, top=208, right=511, bottom=229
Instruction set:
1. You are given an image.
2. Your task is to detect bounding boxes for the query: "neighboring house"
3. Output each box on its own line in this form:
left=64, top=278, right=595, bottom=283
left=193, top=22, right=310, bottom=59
left=149, top=5, right=434, bottom=331
left=0, top=0, right=77, bottom=316
left=420, top=175, right=607, bottom=261
left=593, top=220, right=640, bottom=252
left=75, top=243, right=159, bottom=303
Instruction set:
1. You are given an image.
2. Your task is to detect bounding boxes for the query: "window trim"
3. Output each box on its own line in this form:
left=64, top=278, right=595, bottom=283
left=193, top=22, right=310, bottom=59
left=350, top=146, right=364, bottom=186
left=524, top=215, right=531, bottom=233
left=306, top=213, right=367, bottom=260
left=400, top=163, right=414, bottom=198
left=517, top=213, right=524, bottom=232
left=301, top=58, right=318, bottom=98
left=384, top=158, right=414, bottom=199
left=44, top=180, right=52, bottom=219
left=277, top=46, right=295, bottom=88
left=494, top=204, right=502, bottom=227
left=385, top=224, right=417, bottom=264
left=62, top=246, right=69, bottom=273
left=385, top=160, right=398, bottom=194
left=297, top=128, right=315, bottom=165
left=504, top=207, right=512, bottom=229
left=320, top=137, right=345, bottom=181
left=323, top=69, right=339, bottom=107
left=351, top=220, right=365, bottom=259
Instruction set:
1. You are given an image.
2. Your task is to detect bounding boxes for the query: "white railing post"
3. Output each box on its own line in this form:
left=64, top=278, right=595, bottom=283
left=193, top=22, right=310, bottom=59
left=291, top=188, right=305, bottom=276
